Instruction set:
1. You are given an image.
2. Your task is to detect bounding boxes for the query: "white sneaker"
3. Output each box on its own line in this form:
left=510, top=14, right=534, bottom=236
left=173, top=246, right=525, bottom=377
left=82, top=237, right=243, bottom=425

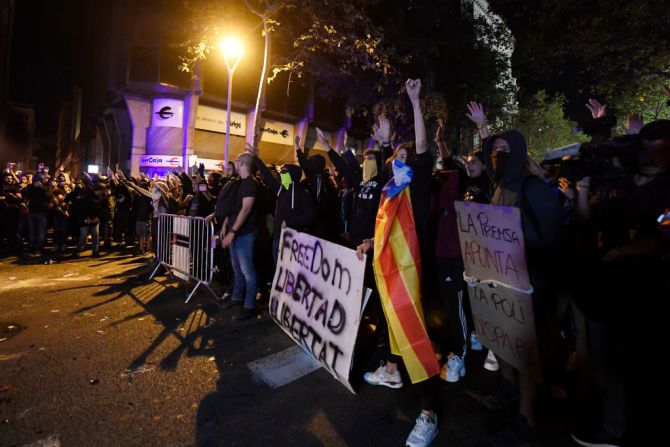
left=470, top=331, right=483, bottom=351
left=406, top=412, right=438, bottom=447
left=484, top=350, right=499, bottom=371
left=445, top=354, right=466, bottom=383
left=363, top=362, right=403, bottom=389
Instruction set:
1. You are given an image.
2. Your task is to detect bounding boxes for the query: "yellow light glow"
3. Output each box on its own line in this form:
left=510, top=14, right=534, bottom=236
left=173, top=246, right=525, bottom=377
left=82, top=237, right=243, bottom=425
left=220, top=37, right=244, bottom=60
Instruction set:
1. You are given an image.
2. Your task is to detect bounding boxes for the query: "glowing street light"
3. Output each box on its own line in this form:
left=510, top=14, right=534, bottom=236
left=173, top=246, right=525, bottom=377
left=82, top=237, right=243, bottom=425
left=220, top=37, right=244, bottom=165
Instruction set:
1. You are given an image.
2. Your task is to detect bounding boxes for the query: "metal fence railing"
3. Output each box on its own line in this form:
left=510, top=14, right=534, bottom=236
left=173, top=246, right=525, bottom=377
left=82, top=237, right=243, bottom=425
left=149, top=214, right=219, bottom=303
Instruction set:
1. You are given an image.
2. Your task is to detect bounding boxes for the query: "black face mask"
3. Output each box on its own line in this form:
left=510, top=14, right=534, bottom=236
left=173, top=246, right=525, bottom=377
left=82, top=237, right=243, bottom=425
left=491, top=150, right=509, bottom=182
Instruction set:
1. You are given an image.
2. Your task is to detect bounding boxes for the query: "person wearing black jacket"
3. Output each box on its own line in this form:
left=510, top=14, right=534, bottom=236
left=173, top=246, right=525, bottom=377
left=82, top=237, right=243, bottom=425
left=51, top=182, right=70, bottom=252
left=249, top=147, right=316, bottom=264
left=214, top=173, right=240, bottom=297
left=321, top=125, right=391, bottom=251
left=23, top=174, right=52, bottom=252
left=482, top=129, right=563, bottom=445
left=566, top=120, right=670, bottom=447
left=71, top=182, right=104, bottom=258
left=1, top=171, right=23, bottom=250
left=112, top=178, right=132, bottom=245
left=295, top=137, right=340, bottom=242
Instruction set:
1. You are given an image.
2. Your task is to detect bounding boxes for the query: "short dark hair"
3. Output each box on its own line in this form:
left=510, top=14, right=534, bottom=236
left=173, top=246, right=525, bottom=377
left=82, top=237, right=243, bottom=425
left=640, top=120, right=670, bottom=142
left=468, top=150, right=484, bottom=161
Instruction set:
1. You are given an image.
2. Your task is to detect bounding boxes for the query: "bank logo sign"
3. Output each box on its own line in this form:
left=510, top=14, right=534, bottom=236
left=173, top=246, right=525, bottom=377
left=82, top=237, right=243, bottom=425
left=156, top=106, right=174, bottom=120
left=152, top=98, right=184, bottom=128
left=139, top=156, right=183, bottom=168
left=259, top=119, right=294, bottom=145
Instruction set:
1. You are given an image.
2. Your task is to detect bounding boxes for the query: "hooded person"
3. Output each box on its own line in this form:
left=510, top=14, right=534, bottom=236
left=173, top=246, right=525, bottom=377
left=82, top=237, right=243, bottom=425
left=251, top=151, right=316, bottom=264
left=482, top=129, right=563, bottom=444
left=295, top=140, right=340, bottom=241
left=322, top=135, right=391, bottom=250
left=484, top=130, right=562, bottom=254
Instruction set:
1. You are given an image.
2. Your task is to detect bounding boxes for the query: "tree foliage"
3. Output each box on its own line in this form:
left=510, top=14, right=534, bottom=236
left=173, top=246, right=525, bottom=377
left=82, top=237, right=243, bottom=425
left=514, top=90, right=588, bottom=160
left=492, top=0, right=670, bottom=118
left=179, top=0, right=518, bottom=152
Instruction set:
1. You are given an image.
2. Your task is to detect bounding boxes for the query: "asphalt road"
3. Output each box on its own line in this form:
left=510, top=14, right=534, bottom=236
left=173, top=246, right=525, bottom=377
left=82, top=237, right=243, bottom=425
left=0, top=248, right=575, bottom=446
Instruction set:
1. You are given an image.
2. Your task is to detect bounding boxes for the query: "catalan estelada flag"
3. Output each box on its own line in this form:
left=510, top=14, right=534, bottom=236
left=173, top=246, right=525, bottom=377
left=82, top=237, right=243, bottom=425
left=373, top=168, right=441, bottom=384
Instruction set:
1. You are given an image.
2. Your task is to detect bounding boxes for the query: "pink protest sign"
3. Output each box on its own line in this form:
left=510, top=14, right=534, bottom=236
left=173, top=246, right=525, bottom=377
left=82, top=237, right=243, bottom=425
left=454, top=201, right=530, bottom=290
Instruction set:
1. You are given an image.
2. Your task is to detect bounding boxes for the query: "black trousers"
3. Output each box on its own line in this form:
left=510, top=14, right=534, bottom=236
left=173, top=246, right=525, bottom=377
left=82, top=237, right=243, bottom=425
left=436, top=257, right=471, bottom=358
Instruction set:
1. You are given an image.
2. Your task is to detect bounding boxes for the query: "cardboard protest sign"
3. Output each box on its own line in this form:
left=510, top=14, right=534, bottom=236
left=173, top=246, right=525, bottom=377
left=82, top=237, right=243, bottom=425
left=454, top=201, right=529, bottom=290
left=467, top=281, right=541, bottom=378
left=454, top=201, right=540, bottom=377
left=269, top=228, right=367, bottom=393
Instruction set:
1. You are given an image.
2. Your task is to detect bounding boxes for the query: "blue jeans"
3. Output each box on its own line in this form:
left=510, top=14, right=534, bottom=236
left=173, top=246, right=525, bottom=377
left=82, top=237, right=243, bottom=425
left=229, top=230, right=258, bottom=310
left=28, top=212, right=47, bottom=250
left=77, top=223, right=100, bottom=253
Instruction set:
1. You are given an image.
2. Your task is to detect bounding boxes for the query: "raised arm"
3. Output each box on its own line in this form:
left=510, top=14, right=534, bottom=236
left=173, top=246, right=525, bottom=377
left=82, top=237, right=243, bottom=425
left=324, top=125, right=364, bottom=187
left=466, top=101, right=490, bottom=140
left=178, top=171, right=194, bottom=195
left=295, top=135, right=312, bottom=179
left=406, top=79, right=427, bottom=154
left=248, top=146, right=281, bottom=194
left=434, top=118, right=450, bottom=161
left=126, top=180, right=152, bottom=199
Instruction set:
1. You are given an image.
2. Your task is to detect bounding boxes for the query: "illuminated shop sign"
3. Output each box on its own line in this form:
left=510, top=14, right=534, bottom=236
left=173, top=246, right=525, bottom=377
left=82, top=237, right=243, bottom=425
left=152, top=98, right=184, bottom=128
left=139, top=156, right=183, bottom=168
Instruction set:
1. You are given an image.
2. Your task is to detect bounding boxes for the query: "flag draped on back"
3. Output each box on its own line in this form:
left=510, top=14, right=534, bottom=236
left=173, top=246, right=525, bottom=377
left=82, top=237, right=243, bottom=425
left=373, top=182, right=440, bottom=384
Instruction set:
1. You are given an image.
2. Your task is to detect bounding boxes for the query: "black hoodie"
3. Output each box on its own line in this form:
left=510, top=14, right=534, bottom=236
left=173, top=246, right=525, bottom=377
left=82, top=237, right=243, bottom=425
left=484, top=130, right=562, bottom=255
left=327, top=146, right=391, bottom=247
left=297, top=150, right=339, bottom=241
left=253, top=157, right=316, bottom=237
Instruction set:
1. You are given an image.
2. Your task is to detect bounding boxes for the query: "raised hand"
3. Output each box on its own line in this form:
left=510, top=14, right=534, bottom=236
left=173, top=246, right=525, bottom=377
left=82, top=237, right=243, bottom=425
left=465, top=102, right=486, bottom=128
left=625, top=113, right=644, bottom=135
left=316, top=127, right=330, bottom=148
left=356, top=239, right=372, bottom=261
left=371, top=115, right=391, bottom=144
left=558, top=177, right=575, bottom=201
left=294, top=135, right=301, bottom=152
left=405, top=79, right=422, bottom=102
left=586, top=99, right=607, bottom=119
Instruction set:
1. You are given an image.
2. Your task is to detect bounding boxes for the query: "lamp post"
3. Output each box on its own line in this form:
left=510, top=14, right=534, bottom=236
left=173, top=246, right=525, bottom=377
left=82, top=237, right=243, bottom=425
left=220, top=37, right=244, bottom=165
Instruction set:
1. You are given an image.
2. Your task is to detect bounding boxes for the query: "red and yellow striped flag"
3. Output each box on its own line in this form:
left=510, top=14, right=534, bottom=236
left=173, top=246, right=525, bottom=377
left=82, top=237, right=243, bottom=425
left=373, top=187, right=440, bottom=384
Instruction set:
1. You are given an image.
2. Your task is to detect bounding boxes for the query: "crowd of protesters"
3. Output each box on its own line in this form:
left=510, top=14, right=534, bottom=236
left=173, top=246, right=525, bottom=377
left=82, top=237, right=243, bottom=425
left=2, top=79, right=669, bottom=447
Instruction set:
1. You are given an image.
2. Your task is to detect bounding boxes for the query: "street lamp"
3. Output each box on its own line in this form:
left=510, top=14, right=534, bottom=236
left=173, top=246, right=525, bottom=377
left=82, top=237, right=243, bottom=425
left=220, top=37, right=244, bottom=165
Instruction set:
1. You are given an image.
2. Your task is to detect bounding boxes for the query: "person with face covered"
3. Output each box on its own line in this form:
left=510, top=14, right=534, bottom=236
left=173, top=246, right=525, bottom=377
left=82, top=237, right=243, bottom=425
left=247, top=145, right=316, bottom=264
left=322, top=118, right=392, bottom=252
left=362, top=80, right=442, bottom=447
left=295, top=135, right=340, bottom=242
left=482, top=129, right=563, bottom=445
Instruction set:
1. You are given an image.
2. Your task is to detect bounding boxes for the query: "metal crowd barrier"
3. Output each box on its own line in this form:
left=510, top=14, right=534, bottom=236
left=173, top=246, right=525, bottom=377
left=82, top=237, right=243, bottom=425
left=149, top=213, right=218, bottom=303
